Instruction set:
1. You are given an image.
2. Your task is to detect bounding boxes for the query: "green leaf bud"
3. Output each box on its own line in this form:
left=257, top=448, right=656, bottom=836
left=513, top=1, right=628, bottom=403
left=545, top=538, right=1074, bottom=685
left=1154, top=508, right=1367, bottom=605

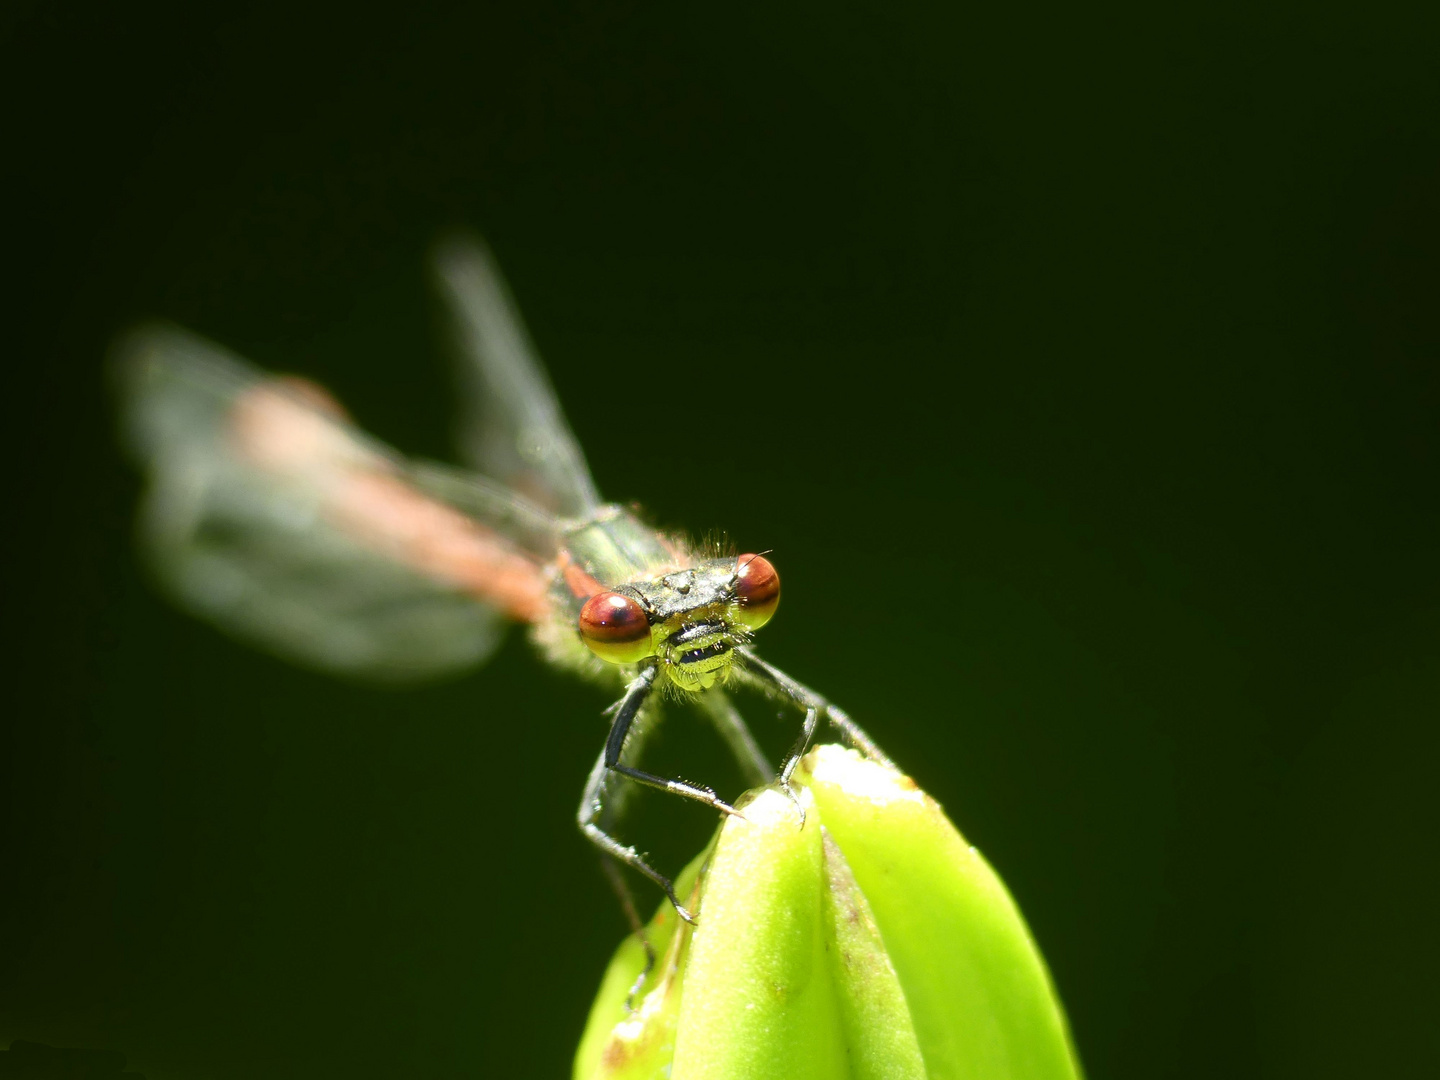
left=575, top=745, right=1082, bottom=1080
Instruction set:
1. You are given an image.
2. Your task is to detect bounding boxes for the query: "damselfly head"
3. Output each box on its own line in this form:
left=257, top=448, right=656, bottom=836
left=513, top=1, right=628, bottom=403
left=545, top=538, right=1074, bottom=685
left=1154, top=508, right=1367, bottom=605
left=575, top=554, right=782, bottom=692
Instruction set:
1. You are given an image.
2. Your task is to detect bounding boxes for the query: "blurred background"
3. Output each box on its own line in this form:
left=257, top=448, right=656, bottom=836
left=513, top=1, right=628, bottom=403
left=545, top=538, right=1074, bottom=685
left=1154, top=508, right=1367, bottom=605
left=3, top=2, right=1437, bottom=1077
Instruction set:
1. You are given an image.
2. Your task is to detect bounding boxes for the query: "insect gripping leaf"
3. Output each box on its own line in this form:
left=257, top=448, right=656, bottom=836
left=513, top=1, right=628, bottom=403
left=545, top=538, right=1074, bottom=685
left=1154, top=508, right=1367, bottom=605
left=575, top=746, right=1083, bottom=1080
left=112, top=241, right=896, bottom=924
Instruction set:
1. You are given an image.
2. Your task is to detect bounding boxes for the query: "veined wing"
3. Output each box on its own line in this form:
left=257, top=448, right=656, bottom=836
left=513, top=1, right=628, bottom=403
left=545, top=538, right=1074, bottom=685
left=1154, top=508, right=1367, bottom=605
left=432, top=235, right=602, bottom=518
left=114, top=324, right=556, bottom=683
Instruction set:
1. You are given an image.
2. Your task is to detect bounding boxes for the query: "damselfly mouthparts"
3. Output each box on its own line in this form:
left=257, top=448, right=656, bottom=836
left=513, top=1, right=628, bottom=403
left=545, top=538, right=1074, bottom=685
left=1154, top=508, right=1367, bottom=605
left=115, top=238, right=891, bottom=924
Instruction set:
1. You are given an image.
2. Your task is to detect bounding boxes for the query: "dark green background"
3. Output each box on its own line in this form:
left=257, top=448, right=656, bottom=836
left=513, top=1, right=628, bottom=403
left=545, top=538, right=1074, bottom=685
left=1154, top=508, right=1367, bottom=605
left=4, top=2, right=1437, bottom=1077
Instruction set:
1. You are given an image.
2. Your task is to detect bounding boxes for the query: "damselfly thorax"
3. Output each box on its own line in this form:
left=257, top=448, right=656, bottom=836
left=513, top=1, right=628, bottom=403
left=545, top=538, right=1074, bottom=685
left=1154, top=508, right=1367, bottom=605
left=115, top=237, right=890, bottom=926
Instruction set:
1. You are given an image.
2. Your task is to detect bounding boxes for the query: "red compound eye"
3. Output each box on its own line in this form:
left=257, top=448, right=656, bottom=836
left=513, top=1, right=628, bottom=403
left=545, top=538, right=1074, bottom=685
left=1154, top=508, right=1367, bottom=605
left=734, top=554, right=780, bottom=629
left=578, top=592, right=653, bottom=664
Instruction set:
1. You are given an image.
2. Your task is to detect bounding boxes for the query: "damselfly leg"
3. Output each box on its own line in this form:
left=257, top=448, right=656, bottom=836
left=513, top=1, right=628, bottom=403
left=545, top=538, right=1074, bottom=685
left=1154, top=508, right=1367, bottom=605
left=602, top=666, right=745, bottom=821
left=581, top=650, right=891, bottom=933
left=579, top=664, right=744, bottom=926
left=735, top=648, right=897, bottom=784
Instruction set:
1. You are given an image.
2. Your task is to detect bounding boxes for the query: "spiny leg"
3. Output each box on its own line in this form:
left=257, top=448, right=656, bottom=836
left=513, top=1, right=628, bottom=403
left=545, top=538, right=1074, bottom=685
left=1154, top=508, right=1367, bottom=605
left=578, top=666, right=697, bottom=923
left=821, top=701, right=896, bottom=771
left=698, top=687, right=775, bottom=787
left=729, top=652, right=815, bottom=822
left=734, top=649, right=896, bottom=786
left=733, top=651, right=820, bottom=784
left=610, top=762, right=745, bottom=818
left=602, top=669, right=744, bottom=820
left=580, top=748, right=695, bottom=924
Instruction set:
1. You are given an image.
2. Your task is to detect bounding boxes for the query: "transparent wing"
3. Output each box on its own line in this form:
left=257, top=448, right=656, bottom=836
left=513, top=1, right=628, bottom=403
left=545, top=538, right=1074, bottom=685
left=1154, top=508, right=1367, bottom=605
left=114, top=324, right=556, bottom=684
left=432, top=235, right=602, bottom=518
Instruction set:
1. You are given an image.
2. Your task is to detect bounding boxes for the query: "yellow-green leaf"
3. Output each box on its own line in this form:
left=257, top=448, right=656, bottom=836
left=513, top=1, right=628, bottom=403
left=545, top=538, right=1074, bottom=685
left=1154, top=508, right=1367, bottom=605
left=575, top=745, right=1082, bottom=1080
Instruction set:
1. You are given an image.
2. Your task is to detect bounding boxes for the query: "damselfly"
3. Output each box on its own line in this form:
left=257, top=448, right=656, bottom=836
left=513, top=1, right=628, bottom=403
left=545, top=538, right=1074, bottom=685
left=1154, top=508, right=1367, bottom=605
left=115, top=238, right=891, bottom=923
